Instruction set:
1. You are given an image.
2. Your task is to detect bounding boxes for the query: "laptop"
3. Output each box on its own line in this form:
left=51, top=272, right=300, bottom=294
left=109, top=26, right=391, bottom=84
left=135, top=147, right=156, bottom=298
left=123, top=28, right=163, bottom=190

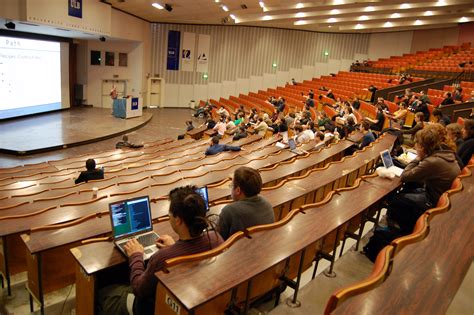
left=109, top=196, right=159, bottom=260
left=288, top=138, right=305, bottom=155
left=380, top=150, right=404, bottom=177
left=195, top=186, right=210, bottom=211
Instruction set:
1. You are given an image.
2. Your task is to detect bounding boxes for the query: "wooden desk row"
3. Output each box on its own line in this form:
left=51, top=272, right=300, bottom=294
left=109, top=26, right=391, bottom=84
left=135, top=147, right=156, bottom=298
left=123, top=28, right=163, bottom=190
left=69, top=175, right=401, bottom=315
left=14, top=134, right=371, bottom=312
left=334, top=169, right=474, bottom=315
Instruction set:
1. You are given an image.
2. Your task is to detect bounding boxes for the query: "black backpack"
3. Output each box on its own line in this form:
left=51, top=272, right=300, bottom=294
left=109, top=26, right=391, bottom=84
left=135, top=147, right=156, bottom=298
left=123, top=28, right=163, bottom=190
left=363, top=226, right=401, bottom=262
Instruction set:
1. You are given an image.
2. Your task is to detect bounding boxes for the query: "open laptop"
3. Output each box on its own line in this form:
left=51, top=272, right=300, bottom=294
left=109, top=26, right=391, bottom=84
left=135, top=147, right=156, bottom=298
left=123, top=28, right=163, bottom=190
left=380, top=150, right=404, bottom=177
left=288, top=138, right=305, bottom=155
left=109, top=196, right=159, bottom=260
left=195, top=186, right=210, bottom=211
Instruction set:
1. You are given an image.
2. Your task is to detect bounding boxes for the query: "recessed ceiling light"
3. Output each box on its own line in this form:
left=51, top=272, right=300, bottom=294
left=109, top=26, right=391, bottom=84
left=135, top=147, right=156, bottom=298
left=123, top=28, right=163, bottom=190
left=262, top=15, right=272, bottom=20
left=391, top=13, right=401, bottom=18
left=384, top=21, right=393, bottom=27
left=355, top=23, right=364, bottom=29
left=424, top=11, right=433, bottom=16
left=259, top=1, right=265, bottom=8
left=334, top=0, right=345, bottom=4
left=436, top=0, right=447, bottom=6
left=459, top=16, right=469, bottom=23
left=414, top=19, right=423, bottom=25
left=152, top=3, right=164, bottom=9
left=215, top=0, right=220, bottom=2
left=365, top=6, right=375, bottom=12
left=294, top=20, right=306, bottom=25
left=295, top=12, right=306, bottom=18
left=400, top=3, right=411, bottom=9
left=230, top=14, right=236, bottom=20
left=222, top=5, right=229, bottom=11
left=328, top=25, right=332, bottom=28
left=328, top=17, right=337, bottom=23
left=330, top=9, right=340, bottom=14
left=296, top=3, right=304, bottom=9
left=359, top=15, right=369, bottom=21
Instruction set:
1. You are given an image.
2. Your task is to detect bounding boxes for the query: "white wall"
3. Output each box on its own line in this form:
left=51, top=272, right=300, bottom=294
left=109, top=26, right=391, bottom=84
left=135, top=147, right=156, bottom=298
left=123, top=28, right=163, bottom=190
left=368, top=31, right=413, bottom=60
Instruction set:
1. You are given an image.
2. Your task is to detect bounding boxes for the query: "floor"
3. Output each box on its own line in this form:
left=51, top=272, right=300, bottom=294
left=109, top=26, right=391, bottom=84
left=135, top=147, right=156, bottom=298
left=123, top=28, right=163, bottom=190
left=1, top=108, right=473, bottom=314
left=0, top=108, right=152, bottom=155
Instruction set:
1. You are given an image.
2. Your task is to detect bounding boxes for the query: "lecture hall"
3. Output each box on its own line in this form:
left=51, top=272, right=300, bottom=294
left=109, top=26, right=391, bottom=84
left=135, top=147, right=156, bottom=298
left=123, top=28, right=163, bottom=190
left=0, top=0, right=473, bottom=314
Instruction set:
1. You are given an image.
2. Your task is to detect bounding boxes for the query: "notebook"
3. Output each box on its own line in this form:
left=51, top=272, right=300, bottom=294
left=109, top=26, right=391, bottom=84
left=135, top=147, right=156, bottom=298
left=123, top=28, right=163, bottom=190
left=288, top=138, right=305, bottom=155
left=380, top=150, right=404, bottom=177
left=109, top=196, right=159, bottom=260
left=195, top=186, right=210, bottom=211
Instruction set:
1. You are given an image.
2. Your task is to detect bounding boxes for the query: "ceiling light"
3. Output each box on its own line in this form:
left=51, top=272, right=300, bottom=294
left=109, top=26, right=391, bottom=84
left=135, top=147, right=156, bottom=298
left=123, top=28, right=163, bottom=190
left=414, top=19, right=423, bottom=25
left=222, top=5, right=229, bottom=11
left=328, top=25, right=332, bottom=28
left=295, top=12, right=306, bottom=18
left=359, top=15, right=369, bottom=21
left=215, top=0, right=220, bottom=2
left=230, top=14, right=236, bottom=20
left=459, top=16, right=469, bottom=23
left=355, top=24, right=364, bottom=29
left=334, top=0, right=345, bottom=4
left=262, top=15, right=272, bottom=20
left=384, top=21, right=393, bottom=27
left=152, top=3, right=164, bottom=9
left=296, top=3, right=304, bottom=9
left=259, top=1, right=265, bottom=8
left=330, top=9, right=340, bottom=14
left=436, top=0, right=447, bottom=6
left=365, top=6, right=375, bottom=12
left=400, top=3, right=411, bottom=9
left=424, top=11, right=433, bottom=16
left=391, top=13, right=401, bottom=18
left=328, top=18, right=337, bottom=23
left=294, top=20, right=306, bottom=25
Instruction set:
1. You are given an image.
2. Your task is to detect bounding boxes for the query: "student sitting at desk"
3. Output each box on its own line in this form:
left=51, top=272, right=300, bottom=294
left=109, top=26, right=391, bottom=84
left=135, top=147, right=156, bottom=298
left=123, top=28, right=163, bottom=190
left=218, top=167, right=274, bottom=240
left=98, top=186, right=223, bottom=315
left=205, top=136, right=241, bottom=155
left=74, top=158, right=104, bottom=184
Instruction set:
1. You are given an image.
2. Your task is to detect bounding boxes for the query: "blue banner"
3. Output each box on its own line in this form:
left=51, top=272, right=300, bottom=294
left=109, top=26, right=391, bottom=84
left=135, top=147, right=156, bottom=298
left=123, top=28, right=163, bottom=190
left=131, top=97, right=139, bottom=110
left=68, top=0, right=82, bottom=18
left=167, top=30, right=180, bottom=71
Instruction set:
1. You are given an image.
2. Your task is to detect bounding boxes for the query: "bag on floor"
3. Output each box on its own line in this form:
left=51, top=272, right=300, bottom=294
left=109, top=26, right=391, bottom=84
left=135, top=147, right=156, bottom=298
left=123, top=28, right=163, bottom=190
left=363, top=226, right=401, bottom=262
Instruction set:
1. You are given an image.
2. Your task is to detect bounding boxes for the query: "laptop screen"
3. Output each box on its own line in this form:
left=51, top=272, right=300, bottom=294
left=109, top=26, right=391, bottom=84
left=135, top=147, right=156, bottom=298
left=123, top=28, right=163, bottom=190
left=380, top=150, right=394, bottom=168
left=195, top=186, right=210, bottom=211
left=288, top=138, right=297, bottom=150
left=109, top=196, right=153, bottom=239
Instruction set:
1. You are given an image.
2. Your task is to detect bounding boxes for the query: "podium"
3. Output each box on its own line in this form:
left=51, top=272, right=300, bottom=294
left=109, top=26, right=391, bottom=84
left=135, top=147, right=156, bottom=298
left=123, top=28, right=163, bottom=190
left=112, top=97, right=143, bottom=119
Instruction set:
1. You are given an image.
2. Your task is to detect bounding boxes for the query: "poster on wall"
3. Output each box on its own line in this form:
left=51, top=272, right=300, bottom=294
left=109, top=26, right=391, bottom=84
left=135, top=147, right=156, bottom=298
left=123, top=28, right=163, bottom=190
left=167, top=30, right=181, bottom=71
left=68, top=0, right=83, bottom=18
left=105, top=52, right=114, bottom=66
left=181, top=32, right=195, bottom=72
left=196, top=34, right=210, bottom=73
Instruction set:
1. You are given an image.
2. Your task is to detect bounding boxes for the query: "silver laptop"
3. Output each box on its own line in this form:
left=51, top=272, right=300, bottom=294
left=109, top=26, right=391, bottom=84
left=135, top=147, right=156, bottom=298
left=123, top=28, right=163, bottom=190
left=380, top=150, right=404, bottom=177
left=109, top=196, right=159, bottom=260
left=288, top=138, right=305, bottom=155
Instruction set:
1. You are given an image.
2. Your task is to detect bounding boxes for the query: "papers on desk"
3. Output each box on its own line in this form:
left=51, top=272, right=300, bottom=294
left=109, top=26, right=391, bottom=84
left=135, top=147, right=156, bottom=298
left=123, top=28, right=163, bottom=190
left=396, top=151, right=417, bottom=164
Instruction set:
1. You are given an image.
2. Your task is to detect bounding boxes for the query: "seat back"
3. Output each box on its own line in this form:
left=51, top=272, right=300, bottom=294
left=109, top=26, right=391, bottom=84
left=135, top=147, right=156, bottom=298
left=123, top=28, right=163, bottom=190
left=324, top=245, right=394, bottom=314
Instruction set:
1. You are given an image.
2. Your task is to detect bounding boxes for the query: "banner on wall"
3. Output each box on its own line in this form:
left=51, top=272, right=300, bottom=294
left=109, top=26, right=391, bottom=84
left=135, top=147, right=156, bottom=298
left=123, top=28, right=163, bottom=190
left=196, top=34, right=210, bottom=73
left=181, top=32, right=195, bottom=72
left=68, top=0, right=83, bottom=18
left=167, top=30, right=180, bottom=71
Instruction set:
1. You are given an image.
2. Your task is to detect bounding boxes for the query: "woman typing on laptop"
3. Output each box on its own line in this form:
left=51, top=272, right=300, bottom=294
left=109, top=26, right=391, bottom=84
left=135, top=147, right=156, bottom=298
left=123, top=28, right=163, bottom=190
left=98, top=186, right=223, bottom=315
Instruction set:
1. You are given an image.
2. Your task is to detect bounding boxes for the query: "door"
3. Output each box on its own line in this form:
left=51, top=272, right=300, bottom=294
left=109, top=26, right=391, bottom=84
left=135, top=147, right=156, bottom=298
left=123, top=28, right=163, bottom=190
left=148, top=78, right=162, bottom=107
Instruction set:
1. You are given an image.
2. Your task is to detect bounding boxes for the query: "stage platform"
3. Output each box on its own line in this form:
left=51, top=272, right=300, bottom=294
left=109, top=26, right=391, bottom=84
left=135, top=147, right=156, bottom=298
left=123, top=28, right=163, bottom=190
left=0, top=107, right=153, bottom=155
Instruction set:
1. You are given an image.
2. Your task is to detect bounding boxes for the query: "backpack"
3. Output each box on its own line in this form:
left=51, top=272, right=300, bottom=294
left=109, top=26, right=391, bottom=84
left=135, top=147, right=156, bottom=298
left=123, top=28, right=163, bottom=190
left=363, top=226, right=401, bottom=262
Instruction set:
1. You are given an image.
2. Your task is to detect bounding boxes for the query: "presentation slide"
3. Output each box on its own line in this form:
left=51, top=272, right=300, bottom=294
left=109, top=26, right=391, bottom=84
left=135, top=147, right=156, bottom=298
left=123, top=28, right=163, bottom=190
left=0, top=35, right=68, bottom=119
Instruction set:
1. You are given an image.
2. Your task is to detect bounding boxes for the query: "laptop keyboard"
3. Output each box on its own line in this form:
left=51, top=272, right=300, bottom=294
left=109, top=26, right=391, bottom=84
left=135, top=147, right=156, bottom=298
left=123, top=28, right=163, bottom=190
left=136, top=233, right=159, bottom=247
